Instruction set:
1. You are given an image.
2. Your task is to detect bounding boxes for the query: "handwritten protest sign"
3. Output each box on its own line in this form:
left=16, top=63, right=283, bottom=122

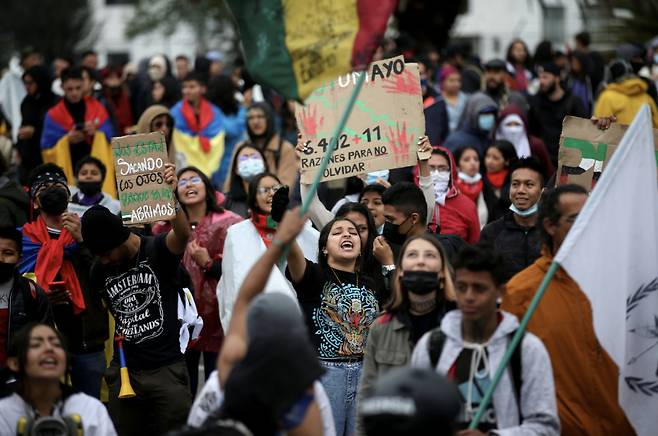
left=295, top=55, right=425, bottom=183
left=112, top=132, right=176, bottom=224
left=557, top=116, right=658, bottom=190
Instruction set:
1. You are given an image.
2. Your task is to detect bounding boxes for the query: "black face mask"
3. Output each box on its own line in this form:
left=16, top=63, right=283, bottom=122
left=38, top=187, right=69, bottom=215
left=382, top=216, right=410, bottom=246
left=78, top=181, right=102, bottom=197
left=0, top=262, right=15, bottom=283
left=400, top=271, right=440, bottom=295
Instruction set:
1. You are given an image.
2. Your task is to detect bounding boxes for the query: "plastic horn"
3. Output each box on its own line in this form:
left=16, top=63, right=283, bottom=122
left=115, top=335, right=136, bottom=399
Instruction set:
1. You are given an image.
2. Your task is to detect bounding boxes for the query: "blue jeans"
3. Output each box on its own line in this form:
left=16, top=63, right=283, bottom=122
left=320, top=360, right=362, bottom=436
left=70, top=351, right=106, bottom=399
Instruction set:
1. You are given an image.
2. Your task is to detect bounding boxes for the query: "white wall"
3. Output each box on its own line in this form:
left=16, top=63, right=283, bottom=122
left=452, top=0, right=585, bottom=62
left=91, top=0, right=198, bottom=66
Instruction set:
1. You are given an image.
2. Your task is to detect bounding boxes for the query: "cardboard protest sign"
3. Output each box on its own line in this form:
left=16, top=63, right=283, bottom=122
left=557, top=116, right=658, bottom=190
left=295, top=55, right=425, bottom=183
left=112, top=132, right=176, bottom=224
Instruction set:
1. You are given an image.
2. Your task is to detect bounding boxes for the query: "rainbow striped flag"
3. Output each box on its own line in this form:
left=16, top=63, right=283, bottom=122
left=226, top=0, right=396, bottom=101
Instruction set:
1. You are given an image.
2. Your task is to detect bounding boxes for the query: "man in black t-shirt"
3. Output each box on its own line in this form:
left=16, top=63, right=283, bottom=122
left=81, top=163, right=191, bottom=436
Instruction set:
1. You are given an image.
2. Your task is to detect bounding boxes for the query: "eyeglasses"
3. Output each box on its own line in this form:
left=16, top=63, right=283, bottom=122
left=256, top=184, right=284, bottom=195
left=178, top=176, right=202, bottom=187
left=237, top=153, right=261, bottom=162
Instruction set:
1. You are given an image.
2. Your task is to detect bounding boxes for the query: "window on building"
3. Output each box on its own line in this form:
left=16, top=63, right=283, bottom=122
left=543, top=5, right=565, bottom=44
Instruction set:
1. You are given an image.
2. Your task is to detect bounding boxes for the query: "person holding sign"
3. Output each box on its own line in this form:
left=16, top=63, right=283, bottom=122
left=81, top=163, right=192, bottom=436
left=165, top=166, right=242, bottom=395
left=285, top=216, right=379, bottom=436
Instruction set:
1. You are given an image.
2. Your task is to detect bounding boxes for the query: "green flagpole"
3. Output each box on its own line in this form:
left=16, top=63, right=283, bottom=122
left=468, top=260, right=561, bottom=429
left=278, top=70, right=367, bottom=265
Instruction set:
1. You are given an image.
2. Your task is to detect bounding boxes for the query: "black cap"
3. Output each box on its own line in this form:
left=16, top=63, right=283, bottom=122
left=483, top=59, right=507, bottom=71
left=539, top=62, right=561, bottom=77
left=361, top=367, right=461, bottom=436
left=221, top=294, right=323, bottom=434
left=81, top=205, right=131, bottom=255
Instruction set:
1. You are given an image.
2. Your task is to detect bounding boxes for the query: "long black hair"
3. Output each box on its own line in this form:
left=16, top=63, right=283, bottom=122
left=247, top=172, right=281, bottom=216
left=318, top=217, right=360, bottom=272
left=177, top=166, right=224, bottom=215
left=453, top=145, right=484, bottom=175
left=226, top=143, right=266, bottom=202
left=335, top=202, right=378, bottom=274
left=246, top=102, right=276, bottom=146
left=6, top=323, right=74, bottom=399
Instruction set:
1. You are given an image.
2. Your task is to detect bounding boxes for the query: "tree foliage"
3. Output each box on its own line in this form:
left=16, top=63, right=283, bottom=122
left=124, top=0, right=234, bottom=53
left=0, top=0, right=97, bottom=63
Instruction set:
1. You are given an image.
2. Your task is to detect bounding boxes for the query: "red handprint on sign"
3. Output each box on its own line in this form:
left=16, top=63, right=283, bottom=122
left=297, top=104, right=324, bottom=138
left=381, top=69, right=422, bottom=97
left=386, top=122, right=415, bottom=165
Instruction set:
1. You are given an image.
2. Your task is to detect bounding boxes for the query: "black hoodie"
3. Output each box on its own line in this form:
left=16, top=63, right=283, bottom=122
left=17, top=66, right=60, bottom=182
left=0, top=176, right=29, bottom=227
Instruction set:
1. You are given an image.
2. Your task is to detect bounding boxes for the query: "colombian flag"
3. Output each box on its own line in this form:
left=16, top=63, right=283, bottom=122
left=226, top=0, right=397, bottom=101
left=171, top=98, right=226, bottom=178
left=41, top=97, right=117, bottom=198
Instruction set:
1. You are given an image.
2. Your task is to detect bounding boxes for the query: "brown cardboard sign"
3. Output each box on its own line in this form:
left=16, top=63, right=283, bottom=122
left=112, top=132, right=176, bottom=224
left=295, top=56, right=425, bottom=183
left=557, top=116, right=658, bottom=190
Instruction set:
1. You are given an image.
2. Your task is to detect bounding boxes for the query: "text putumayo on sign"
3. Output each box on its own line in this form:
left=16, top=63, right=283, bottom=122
left=295, top=55, right=425, bottom=183
left=112, top=132, right=176, bottom=224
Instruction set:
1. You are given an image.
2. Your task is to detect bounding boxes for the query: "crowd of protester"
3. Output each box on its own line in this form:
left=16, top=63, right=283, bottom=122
left=0, top=31, right=654, bottom=435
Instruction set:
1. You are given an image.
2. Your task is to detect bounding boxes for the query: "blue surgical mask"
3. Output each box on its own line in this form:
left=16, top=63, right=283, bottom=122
left=366, top=169, right=389, bottom=185
left=478, top=113, right=496, bottom=132
left=237, top=157, right=265, bottom=181
left=509, top=202, right=538, bottom=217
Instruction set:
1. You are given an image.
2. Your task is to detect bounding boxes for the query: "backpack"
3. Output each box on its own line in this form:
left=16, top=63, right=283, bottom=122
left=427, top=327, right=524, bottom=420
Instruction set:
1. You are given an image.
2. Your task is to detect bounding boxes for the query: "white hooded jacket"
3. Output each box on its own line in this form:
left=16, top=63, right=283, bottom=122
left=411, top=310, right=559, bottom=436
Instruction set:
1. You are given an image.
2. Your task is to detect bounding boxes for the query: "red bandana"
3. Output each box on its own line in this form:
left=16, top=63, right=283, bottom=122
left=22, top=217, right=86, bottom=314
left=487, top=169, right=509, bottom=190
left=181, top=98, right=213, bottom=153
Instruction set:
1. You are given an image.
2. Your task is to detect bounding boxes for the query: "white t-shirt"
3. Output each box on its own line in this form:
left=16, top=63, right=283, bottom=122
left=187, top=371, right=336, bottom=436
left=0, top=392, right=117, bottom=436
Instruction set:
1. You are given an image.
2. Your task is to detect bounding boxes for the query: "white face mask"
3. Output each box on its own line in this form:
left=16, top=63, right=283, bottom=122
left=431, top=170, right=451, bottom=205
left=366, top=169, right=389, bottom=185
left=458, top=171, right=482, bottom=184
left=237, top=157, right=265, bottom=181
left=501, top=123, right=525, bottom=141
left=148, top=66, right=165, bottom=82
left=509, top=202, right=538, bottom=217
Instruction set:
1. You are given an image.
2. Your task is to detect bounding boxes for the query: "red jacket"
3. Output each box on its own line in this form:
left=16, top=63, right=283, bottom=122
left=419, top=146, right=480, bottom=244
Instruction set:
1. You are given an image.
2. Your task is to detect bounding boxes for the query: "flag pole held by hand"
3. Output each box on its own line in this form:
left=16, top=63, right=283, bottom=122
left=278, top=70, right=367, bottom=266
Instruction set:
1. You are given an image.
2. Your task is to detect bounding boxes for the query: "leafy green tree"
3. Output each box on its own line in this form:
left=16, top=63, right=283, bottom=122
left=0, top=0, right=97, bottom=63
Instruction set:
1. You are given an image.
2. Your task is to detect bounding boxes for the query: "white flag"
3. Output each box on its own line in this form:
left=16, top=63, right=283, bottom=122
left=555, top=105, right=658, bottom=435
